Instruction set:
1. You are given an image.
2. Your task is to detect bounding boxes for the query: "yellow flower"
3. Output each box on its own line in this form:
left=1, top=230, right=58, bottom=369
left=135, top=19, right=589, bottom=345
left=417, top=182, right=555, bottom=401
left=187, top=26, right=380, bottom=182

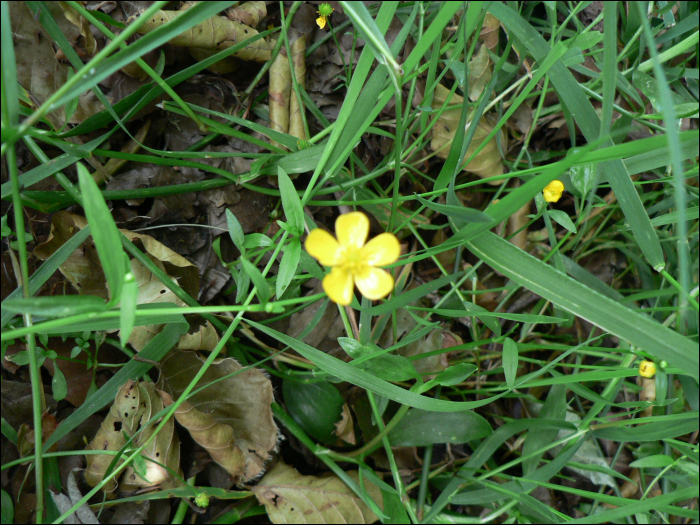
left=316, top=3, right=334, bottom=29
left=305, top=212, right=400, bottom=306
left=543, top=180, right=565, bottom=203
left=639, top=360, right=657, bottom=378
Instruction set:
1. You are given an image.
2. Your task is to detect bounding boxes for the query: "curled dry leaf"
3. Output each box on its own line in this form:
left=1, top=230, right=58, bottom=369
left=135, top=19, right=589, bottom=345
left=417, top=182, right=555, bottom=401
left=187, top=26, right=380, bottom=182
left=84, top=380, right=182, bottom=496
left=157, top=349, right=278, bottom=483
left=431, top=84, right=504, bottom=184
left=253, top=461, right=382, bottom=524
left=134, top=10, right=274, bottom=62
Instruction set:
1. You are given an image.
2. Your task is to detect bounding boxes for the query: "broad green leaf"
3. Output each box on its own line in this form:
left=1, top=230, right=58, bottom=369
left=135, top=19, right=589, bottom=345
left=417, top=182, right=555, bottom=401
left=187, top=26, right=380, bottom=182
left=282, top=380, right=344, bottom=445
left=388, top=408, right=492, bottom=446
left=547, top=209, right=577, bottom=233
left=51, top=360, right=68, bottom=402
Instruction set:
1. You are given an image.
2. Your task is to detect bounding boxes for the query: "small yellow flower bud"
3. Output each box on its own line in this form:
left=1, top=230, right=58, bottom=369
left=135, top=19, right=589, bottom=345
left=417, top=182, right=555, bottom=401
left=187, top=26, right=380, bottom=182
left=639, top=360, right=657, bottom=378
left=194, top=492, right=209, bottom=508
left=543, top=180, right=565, bottom=203
left=316, top=4, right=334, bottom=29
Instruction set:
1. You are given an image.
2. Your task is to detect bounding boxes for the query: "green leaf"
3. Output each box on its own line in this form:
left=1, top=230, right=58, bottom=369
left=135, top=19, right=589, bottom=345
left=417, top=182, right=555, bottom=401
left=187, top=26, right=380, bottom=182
left=226, top=209, right=245, bottom=255
left=388, top=408, right=492, bottom=446
left=77, top=163, right=127, bottom=304
left=277, top=167, right=304, bottom=236
left=1, top=489, right=13, bottom=525
left=276, top=239, right=300, bottom=298
left=51, top=360, right=68, bottom=402
left=432, top=363, right=478, bottom=387
left=243, top=233, right=274, bottom=249
left=240, top=258, right=270, bottom=305
left=547, top=209, right=577, bottom=233
left=502, top=338, right=518, bottom=388
left=629, top=454, right=675, bottom=469
left=282, top=379, right=344, bottom=445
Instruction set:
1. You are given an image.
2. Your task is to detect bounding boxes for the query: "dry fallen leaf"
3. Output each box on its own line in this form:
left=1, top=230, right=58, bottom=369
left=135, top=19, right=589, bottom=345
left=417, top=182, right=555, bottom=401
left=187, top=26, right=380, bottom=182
left=431, top=84, right=504, bottom=183
left=157, top=349, right=278, bottom=483
left=253, top=461, right=382, bottom=524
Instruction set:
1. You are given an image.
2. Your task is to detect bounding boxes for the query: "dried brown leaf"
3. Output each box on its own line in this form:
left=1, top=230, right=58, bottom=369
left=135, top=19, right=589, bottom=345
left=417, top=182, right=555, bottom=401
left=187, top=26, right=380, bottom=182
left=431, top=84, right=504, bottom=183
left=253, top=462, right=382, bottom=524
left=157, top=349, right=278, bottom=483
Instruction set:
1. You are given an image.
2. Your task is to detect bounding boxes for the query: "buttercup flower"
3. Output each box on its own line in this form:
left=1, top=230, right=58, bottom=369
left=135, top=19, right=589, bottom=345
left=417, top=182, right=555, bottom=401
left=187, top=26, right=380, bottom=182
left=305, top=212, right=400, bottom=306
left=543, top=180, right=565, bottom=203
left=639, top=360, right=657, bottom=378
left=316, top=3, right=334, bottom=29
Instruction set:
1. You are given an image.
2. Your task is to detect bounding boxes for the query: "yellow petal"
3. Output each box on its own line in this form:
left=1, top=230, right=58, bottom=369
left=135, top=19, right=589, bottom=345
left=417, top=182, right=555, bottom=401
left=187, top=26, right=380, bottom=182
left=360, top=233, right=400, bottom=266
left=543, top=180, right=564, bottom=203
left=354, top=267, right=394, bottom=300
left=323, top=267, right=354, bottom=305
left=305, top=228, right=341, bottom=266
left=316, top=15, right=327, bottom=29
left=336, top=212, right=369, bottom=250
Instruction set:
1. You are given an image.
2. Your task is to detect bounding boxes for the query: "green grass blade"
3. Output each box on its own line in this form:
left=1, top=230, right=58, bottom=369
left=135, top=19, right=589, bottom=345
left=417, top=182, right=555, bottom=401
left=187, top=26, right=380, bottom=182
left=77, top=163, right=128, bottom=304
left=466, top=231, right=698, bottom=380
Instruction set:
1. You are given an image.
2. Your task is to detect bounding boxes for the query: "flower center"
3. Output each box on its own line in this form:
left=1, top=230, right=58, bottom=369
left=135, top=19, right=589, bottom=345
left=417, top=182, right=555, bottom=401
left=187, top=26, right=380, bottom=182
left=340, top=247, right=366, bottom=274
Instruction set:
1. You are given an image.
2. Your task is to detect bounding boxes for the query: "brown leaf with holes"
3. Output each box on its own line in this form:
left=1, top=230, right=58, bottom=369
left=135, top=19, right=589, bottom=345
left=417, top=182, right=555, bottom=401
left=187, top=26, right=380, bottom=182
left=84, top=380, right=182, bottom=496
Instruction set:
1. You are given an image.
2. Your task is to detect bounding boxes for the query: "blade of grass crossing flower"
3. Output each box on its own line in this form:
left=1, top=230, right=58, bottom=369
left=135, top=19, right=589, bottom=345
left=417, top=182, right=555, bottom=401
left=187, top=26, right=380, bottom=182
left=490, top=3, right=665, bottom=272
left=77, top=163, right=128, bottom=305
left=466, top=231, right=698, bottom=380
